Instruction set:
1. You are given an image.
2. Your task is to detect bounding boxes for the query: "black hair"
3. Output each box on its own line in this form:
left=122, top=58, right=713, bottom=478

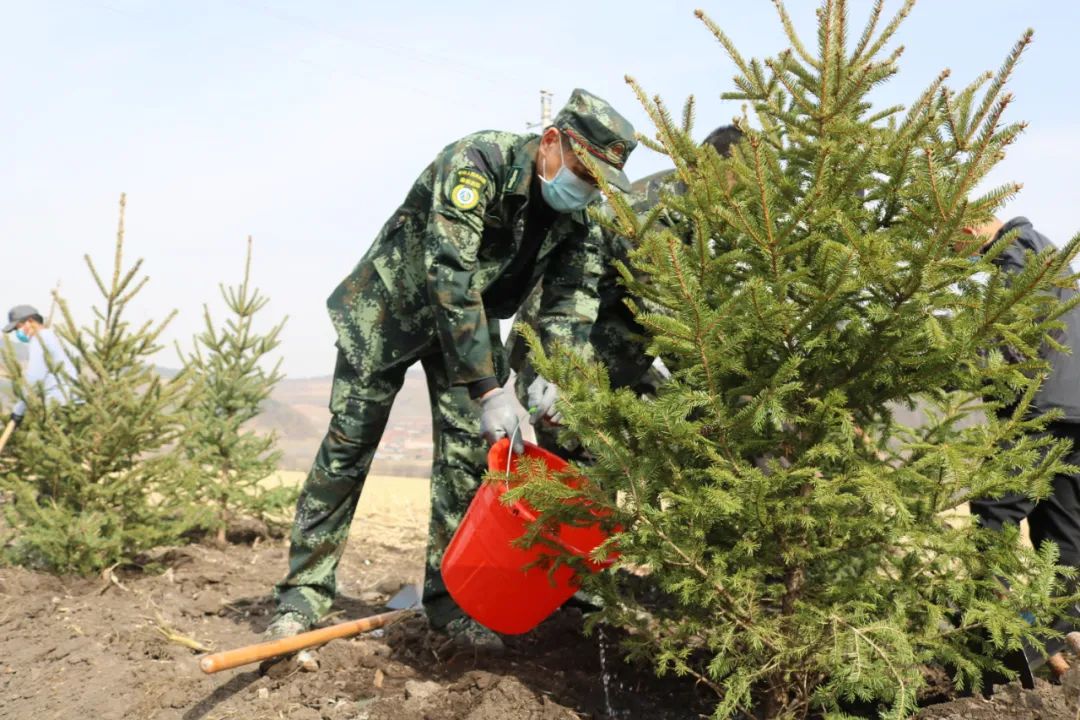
left=29, top=314, right=44, bottom=324
left=701, top=124, right=744, bottom=158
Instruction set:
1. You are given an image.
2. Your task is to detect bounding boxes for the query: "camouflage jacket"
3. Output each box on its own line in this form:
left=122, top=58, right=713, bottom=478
left=508, top=169, right=681, bottom=386
left=328, top=131, right=603, bottom=388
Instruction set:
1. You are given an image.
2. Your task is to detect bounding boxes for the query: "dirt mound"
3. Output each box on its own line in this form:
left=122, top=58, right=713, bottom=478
left=918, top=677, right=1080, bottom=719
left=2, top=518, right=1078, bottom=718
left=0, top=533, right=711, bottom=720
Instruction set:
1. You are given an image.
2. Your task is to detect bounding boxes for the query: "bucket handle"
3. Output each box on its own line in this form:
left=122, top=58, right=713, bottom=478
left=506, top=415, right=525, bottom=484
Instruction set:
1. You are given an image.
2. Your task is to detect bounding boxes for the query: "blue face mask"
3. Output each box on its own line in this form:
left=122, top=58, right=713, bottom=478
left=14, top=329, right=30, bottom=343
left=539, top=140, right=599, bottom=213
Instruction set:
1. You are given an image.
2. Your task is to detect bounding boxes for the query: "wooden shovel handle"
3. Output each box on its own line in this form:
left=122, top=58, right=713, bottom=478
left=0, top=420, right=15, bottom=456
left=199, top=609, right=410, bottom=674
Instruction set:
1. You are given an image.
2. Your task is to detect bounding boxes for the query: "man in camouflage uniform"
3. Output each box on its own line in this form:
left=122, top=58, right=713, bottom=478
left=511, top=125, right=744, bottom=454
left=267, top=89, right=637, bottom=646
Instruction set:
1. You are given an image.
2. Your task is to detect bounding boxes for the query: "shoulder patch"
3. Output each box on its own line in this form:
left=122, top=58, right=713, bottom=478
left=450, top=183, right=481, bottom=211
left=449, top=167, right=487, bottom=211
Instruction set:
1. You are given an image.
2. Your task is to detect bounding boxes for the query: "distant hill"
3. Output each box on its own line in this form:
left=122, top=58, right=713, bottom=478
left=3, top=353, right=533, bottom=478
left=256, top=366, right=533, bottom=476
left=258, top=367, right=436, bottom=476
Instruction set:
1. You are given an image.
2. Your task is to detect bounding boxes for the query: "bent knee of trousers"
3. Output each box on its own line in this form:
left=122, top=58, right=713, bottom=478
left=431, top=426, right=486, bottom=504
left=315, top=407, right=389, bottom=473
left=428, top=430, right=486, bottom=566
left=294, top=410, right=388, bottom=537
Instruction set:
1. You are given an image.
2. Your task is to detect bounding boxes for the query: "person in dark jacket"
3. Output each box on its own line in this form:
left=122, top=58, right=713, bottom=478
left=967, top=216, right=1080, bottom=676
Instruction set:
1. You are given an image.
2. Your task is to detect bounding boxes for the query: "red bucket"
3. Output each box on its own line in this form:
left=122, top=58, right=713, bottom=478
left=441, top=438, right=616, bottom=634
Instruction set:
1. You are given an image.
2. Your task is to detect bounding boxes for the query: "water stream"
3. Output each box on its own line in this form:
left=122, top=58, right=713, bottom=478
left=598, top=627, right=618, bottom=718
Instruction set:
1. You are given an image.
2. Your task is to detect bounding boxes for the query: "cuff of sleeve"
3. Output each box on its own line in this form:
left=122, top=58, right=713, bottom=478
left=467, top=377, right=500, bottom=399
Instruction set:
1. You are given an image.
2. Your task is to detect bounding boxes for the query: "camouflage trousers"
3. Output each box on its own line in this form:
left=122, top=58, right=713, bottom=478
left=274, top=340, right=505, bottom=629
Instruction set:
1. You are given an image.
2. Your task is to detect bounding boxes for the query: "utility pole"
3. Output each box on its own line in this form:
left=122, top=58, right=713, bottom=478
left=526, top=89, right=554, bottom=131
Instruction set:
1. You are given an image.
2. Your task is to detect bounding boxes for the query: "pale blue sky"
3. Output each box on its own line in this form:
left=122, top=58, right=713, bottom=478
left=2, top=1, right=1077, bottom=377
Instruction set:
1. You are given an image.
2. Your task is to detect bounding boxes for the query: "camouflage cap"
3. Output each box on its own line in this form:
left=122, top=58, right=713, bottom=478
left=552, top=88, right=637, bottom=192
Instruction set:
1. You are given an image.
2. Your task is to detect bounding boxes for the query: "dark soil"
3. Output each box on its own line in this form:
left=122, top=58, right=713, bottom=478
left=2, top=518, right=1079, bottom=719
left=0, top=528, right=713, bottom=720
left=918, top=676, right=1080, bottom=720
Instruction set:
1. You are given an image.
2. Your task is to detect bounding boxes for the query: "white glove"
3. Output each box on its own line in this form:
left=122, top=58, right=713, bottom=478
left=479, top=389, right=524, bottom=454
left=527, top=375, right=561, bottom=425
left=652, top=357, right=672, bottom=381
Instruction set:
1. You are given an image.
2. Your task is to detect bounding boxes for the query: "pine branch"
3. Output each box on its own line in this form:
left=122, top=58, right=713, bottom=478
left=695, top=9, right=754, bottom=79
left=771, top=0, right=820, bottom=69
left=965, top=30, right=1033, bottom=149
left=850, top=0, right=885, bottom=62
left=858, top=0, right=915, bottom=66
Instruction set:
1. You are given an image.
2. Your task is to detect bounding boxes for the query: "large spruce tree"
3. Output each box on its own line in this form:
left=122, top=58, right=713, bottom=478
left=522, top=2, right=1080, bottom=717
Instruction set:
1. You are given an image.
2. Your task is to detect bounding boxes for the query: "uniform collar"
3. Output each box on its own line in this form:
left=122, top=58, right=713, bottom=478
left=506, top=136, right=539, bottom=198
left=509, top=134, right=590, bottom=226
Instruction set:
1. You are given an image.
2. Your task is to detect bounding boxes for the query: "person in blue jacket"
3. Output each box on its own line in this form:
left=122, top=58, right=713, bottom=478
left=3, top=304, right=75, bottom=428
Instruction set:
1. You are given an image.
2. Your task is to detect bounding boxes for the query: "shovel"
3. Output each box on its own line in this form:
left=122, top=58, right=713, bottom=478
left=0, top=420, right=15, bottom=456
left=199, top=583, right=422, bottom=674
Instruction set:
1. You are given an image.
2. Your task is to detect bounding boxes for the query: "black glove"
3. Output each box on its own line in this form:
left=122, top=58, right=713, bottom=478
left=10, top=413, right=23, bottom=428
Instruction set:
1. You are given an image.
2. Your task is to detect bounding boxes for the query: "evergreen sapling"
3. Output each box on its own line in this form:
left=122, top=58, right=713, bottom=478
left=181, top=237, right=292, bottom=540
left=0, top=194, right=203, bottom=574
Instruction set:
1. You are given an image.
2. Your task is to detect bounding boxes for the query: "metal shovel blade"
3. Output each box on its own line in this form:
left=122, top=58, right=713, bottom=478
left=386, top=583, right=422, bottom=610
